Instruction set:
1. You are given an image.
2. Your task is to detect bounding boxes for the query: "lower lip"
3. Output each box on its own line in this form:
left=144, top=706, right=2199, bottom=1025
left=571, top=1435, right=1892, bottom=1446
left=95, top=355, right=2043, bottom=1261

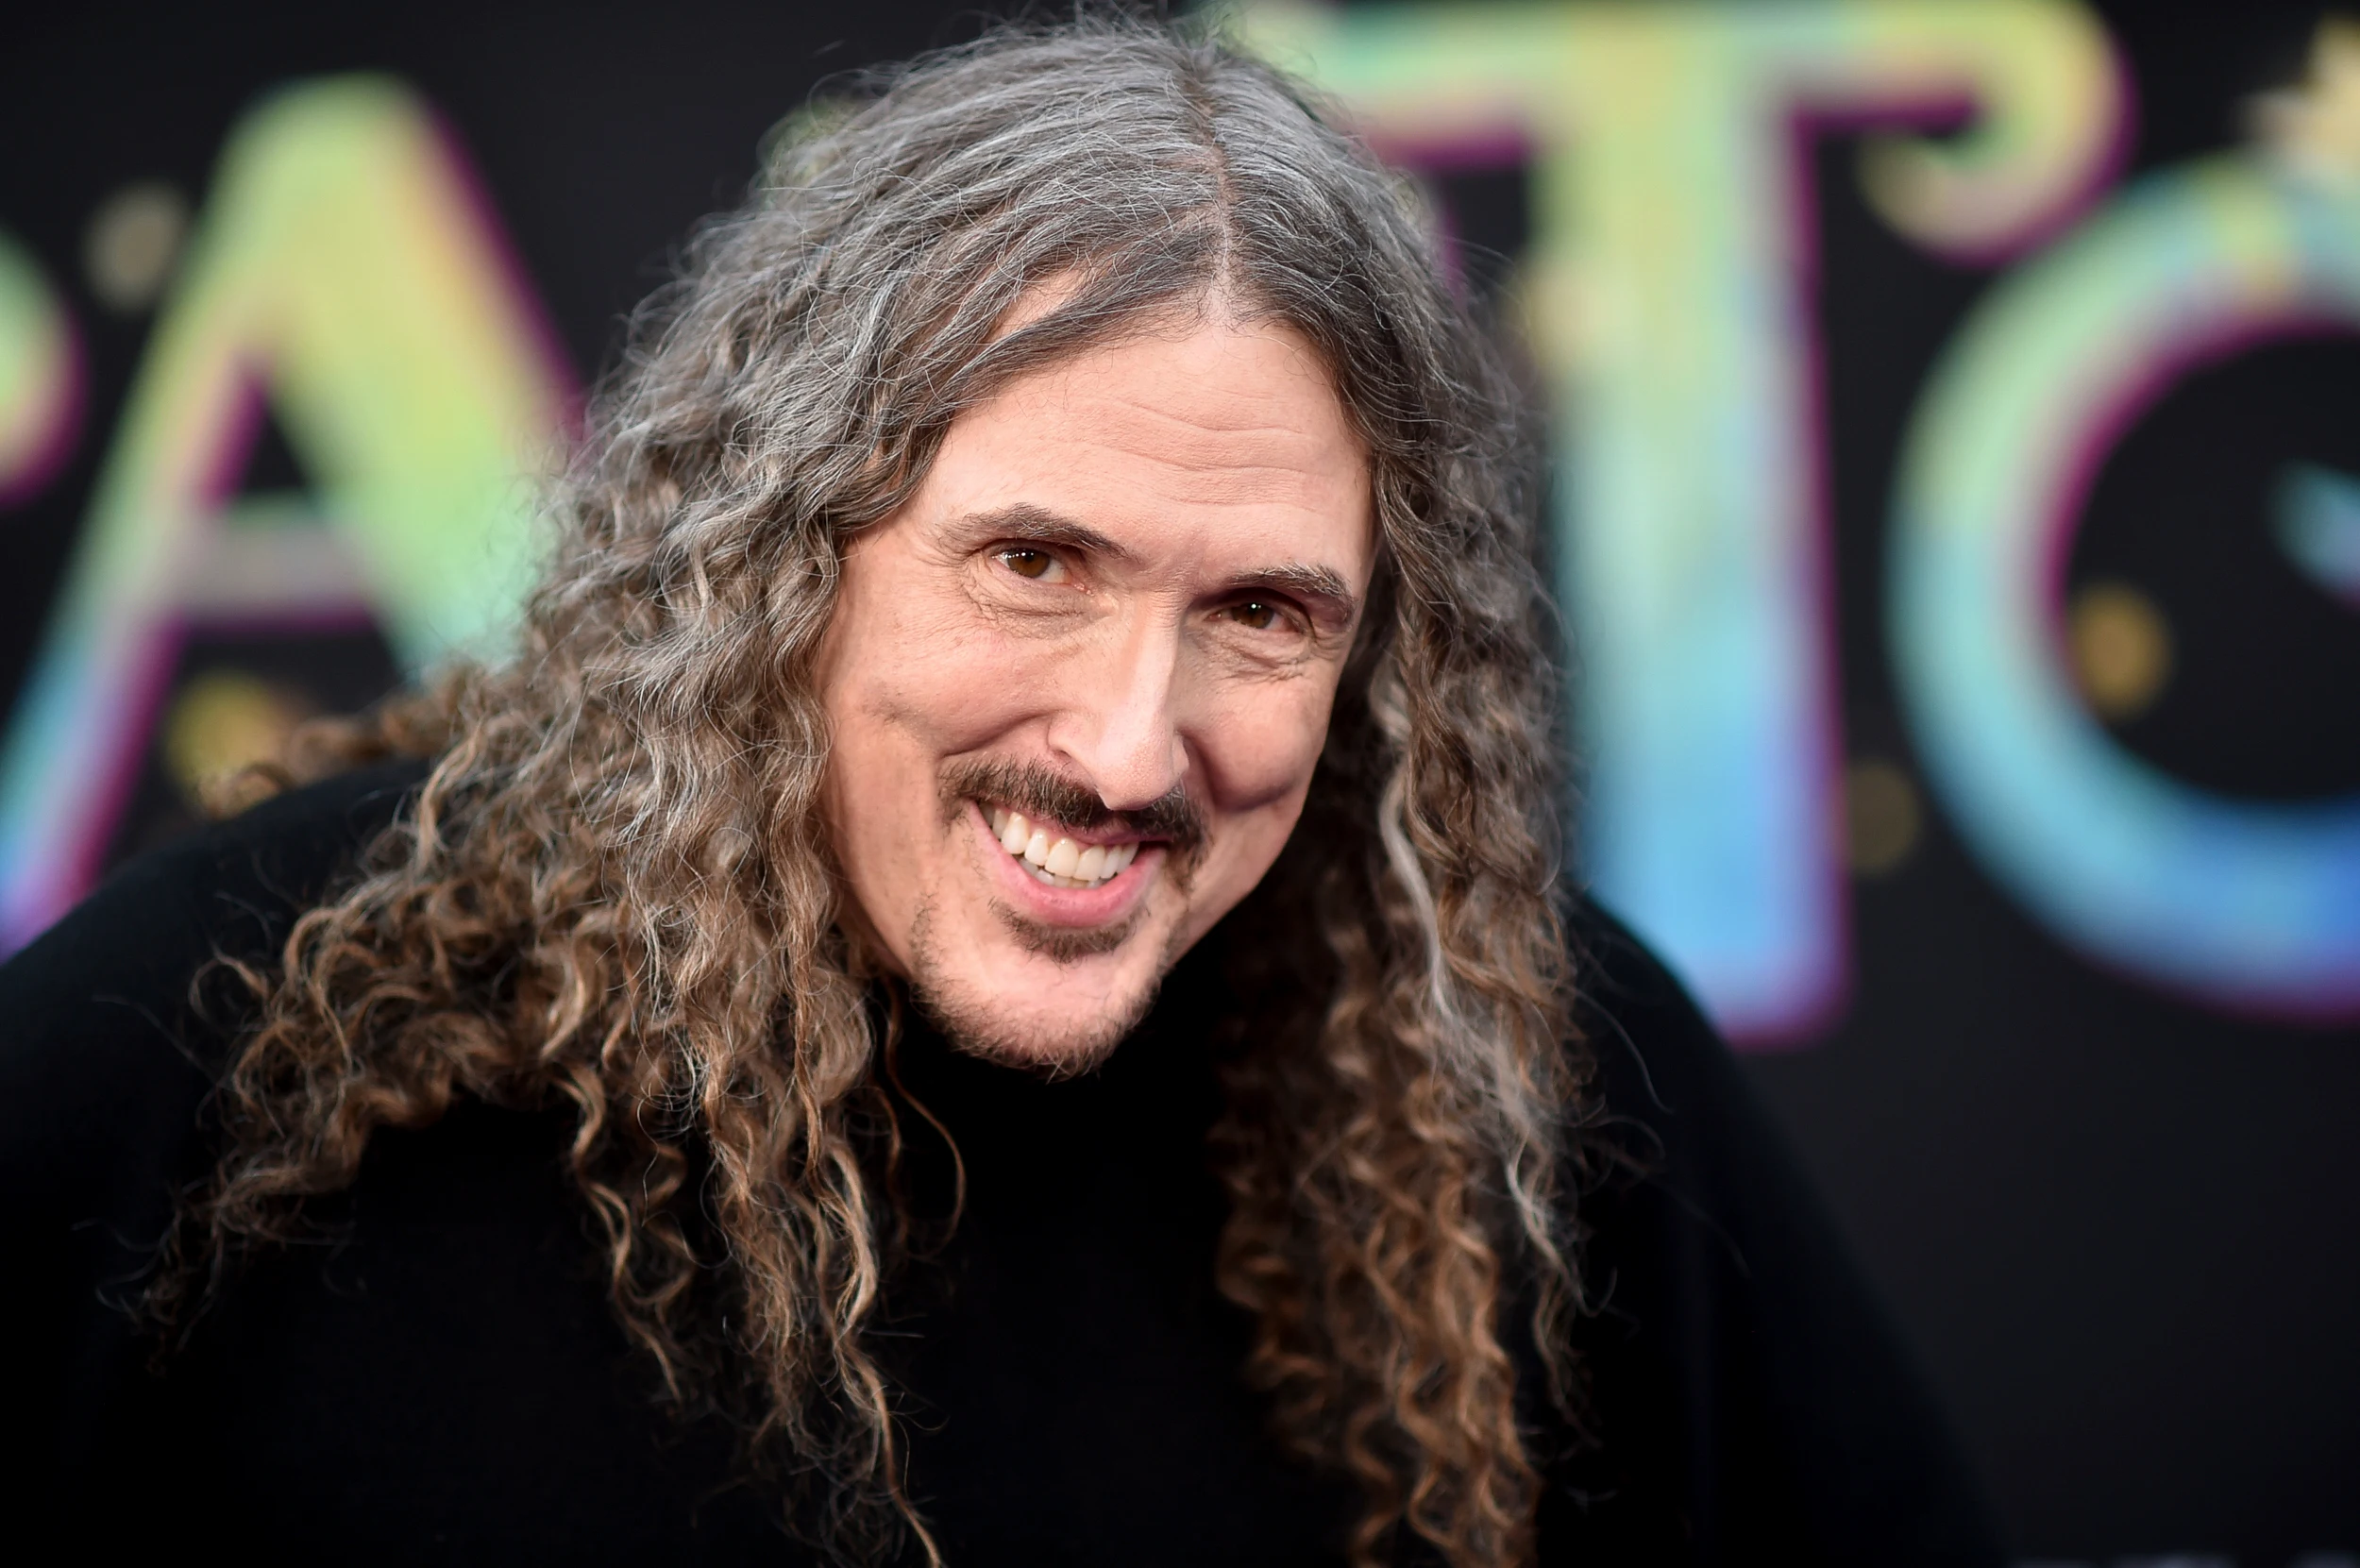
left=971, top=801, right=1163, bottom=927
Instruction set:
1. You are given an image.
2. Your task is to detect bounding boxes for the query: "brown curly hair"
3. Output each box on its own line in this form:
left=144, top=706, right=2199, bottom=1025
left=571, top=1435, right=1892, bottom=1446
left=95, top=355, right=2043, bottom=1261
left=153, top=16, right=1588, bottom=1566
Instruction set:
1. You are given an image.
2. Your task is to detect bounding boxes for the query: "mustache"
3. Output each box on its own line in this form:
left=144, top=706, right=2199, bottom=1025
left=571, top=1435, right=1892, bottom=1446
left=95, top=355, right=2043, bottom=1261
left=938, top=756, right=1205, bottom=851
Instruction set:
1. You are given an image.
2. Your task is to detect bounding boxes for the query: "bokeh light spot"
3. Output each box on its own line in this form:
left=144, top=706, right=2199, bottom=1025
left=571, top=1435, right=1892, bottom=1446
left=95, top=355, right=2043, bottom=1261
left=84, top=182, right=188, bottom=314
left=0, top=234, right=78, bottom=503
left=160, top=668, right=307, bottom=815
left=1843, top=756, right=1923, bottom=877
left=2068, top=580, right=2174, bottom=720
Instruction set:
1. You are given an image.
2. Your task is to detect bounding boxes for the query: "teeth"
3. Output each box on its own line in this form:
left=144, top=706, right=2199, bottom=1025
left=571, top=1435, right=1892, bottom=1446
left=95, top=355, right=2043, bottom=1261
left=979, top=801, right=1142, bottom=889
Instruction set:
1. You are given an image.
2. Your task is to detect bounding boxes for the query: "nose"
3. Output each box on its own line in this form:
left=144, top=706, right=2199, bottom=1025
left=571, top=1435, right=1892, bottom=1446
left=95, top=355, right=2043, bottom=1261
left=1044, top=611, right=1190, bottom=813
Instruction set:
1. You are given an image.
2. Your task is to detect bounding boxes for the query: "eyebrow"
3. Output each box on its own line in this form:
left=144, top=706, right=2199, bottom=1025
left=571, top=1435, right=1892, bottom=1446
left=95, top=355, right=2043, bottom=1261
left=959, top=502, right=1136, bottom=563
left=1233, top=562, right=1360, bottom=628
left=958, top=502, right=1363, bottom=627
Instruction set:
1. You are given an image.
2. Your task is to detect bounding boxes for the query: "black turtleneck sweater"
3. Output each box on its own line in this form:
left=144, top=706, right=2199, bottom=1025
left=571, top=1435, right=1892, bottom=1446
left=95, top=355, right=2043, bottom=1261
left=2, top=764, right=2000, bottom=1564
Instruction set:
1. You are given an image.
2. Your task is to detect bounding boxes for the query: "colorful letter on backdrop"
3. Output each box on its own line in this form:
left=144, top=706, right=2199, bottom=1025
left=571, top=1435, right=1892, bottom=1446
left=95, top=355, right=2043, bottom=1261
left=1243, top=0, right=2127, bottom=1042
left=1890, top=52, right=2360, bottom=1017
left=0, top=77, right=572, bottom=950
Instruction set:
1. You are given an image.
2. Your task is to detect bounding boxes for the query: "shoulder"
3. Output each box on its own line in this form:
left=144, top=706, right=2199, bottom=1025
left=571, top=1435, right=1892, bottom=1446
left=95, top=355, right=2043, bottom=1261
left=1559, top=898, right=1900, bottom=1317
left=0, top=758, right=431, bottom=1055
left=0, top=760, right=430, bottom=1221
left=1563, top=895, right=1752, bottom=1173
left=1560, top=891, right=1865, bottom=1343
left=1563, top=898, right=1850, bottom=1238
left=1555, top=896, right=2003, bottom=1565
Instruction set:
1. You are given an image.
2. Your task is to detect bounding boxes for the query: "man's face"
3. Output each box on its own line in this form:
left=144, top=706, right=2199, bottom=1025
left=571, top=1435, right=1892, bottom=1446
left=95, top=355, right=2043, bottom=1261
left=817, top=310, right=1374, bottom=1071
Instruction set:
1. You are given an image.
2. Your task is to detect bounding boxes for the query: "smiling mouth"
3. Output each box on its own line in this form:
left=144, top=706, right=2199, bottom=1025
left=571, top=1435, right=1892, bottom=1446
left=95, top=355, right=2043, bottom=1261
left=984, top=803, right=1143, bottom=890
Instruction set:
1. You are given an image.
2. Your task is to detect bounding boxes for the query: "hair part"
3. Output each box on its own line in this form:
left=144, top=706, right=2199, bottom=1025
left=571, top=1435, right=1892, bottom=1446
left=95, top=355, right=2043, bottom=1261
left=154, top=15, right=1587, bottom=1566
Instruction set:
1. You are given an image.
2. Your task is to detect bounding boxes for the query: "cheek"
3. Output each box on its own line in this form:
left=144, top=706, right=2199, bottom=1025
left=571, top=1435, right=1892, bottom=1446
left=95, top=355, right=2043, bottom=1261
left=1179, top=692, right=1329, bottom=950
left=826, top=572, right=1039, bottom=759
left=1195, top=679, right=1341, bottom=858
left=1205, top=668, right=1342, bottom=795
left=817, top=553, right=987, bottom=870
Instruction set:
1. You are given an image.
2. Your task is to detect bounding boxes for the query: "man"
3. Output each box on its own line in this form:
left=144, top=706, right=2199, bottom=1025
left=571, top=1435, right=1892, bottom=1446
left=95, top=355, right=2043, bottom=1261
left=6, top=19, right=1998, bottom=1567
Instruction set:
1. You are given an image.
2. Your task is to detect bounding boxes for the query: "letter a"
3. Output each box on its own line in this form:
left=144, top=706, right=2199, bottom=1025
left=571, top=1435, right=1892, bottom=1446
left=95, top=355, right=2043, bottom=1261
left=0, top=77, right=572, bottom=949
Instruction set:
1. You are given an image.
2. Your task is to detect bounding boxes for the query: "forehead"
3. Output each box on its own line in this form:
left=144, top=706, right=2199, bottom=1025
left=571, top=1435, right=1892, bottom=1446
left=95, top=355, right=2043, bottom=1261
left=922, top=317, right=1374, bottom=568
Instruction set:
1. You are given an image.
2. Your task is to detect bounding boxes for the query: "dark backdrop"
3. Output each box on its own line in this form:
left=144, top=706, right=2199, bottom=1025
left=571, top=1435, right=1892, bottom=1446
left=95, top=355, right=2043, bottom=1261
left=2, top=3, right=2352, bottom=1562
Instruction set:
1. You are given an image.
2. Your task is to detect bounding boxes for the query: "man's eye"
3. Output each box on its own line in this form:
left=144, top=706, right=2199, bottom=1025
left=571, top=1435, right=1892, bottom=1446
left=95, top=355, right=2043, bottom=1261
left=1228, top=599, right=1284, bottom=632
left=998, top=548, right=1057, bottom=581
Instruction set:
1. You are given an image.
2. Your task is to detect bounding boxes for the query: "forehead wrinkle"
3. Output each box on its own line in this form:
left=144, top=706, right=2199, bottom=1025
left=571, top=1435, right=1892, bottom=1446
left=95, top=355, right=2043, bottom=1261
left=1058, top=383, right=1356, bottom=451
left=1038, top=430, right=1366, bottom=502
left=960, top=396, right=1361, bottom=502
left=1025, top=355, right=1357, bottom=436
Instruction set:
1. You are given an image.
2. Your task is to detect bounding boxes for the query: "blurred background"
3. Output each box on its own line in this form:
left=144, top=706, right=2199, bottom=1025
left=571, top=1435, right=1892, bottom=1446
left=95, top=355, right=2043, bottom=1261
left=2, top=1, right=2354, bottom=1562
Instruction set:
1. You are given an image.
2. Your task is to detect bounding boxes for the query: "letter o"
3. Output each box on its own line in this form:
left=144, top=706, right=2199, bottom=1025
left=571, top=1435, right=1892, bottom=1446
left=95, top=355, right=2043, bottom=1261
left=1890, top=155, right=2360, bottom=1016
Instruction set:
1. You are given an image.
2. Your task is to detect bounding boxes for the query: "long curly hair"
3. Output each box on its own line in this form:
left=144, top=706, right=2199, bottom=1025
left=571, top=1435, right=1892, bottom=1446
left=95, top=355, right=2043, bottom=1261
left=155, top=17, right=1586, bottom=1567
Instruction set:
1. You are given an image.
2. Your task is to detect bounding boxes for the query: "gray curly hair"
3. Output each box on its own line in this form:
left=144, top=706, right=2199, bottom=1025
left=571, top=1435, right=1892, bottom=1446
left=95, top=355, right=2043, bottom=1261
left=164, top=14, right=1587, bottom=1566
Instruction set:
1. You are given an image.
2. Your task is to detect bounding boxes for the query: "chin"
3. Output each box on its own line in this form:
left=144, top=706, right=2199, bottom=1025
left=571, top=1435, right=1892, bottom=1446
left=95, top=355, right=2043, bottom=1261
left=908, top=963, right=1162, bottom=1077
left=897, top=865, right=1188, bottom=1072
